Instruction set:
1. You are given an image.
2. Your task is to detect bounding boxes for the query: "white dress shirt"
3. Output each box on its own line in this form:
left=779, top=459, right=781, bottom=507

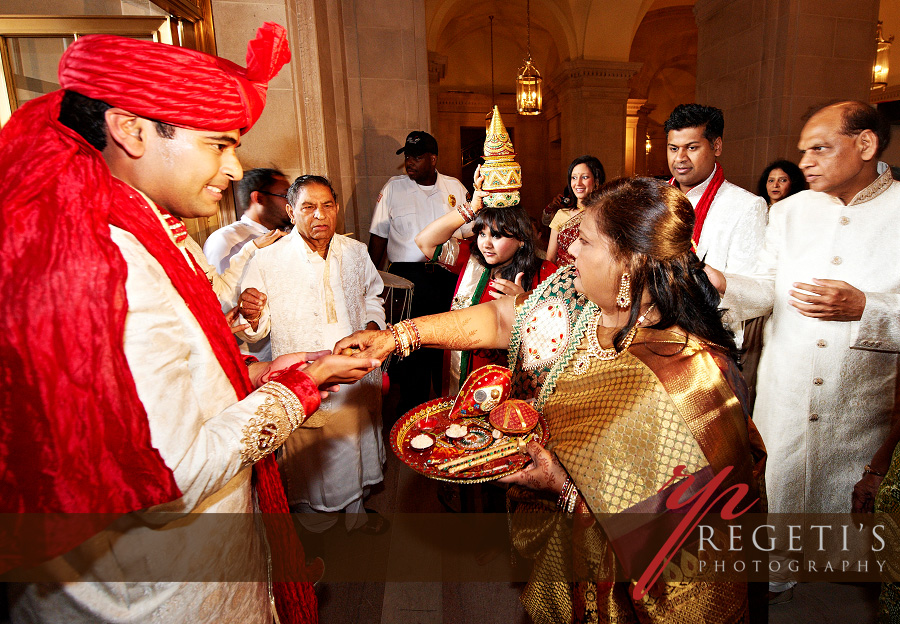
left=202, top=214, right=273, bottom=360
left=203, top=214, right=269, bottom=274
left=369, top=171, right=470, bottom=263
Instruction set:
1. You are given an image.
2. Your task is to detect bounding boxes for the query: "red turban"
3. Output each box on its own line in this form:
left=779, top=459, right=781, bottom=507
left=58, top=22, right=290, bottom=133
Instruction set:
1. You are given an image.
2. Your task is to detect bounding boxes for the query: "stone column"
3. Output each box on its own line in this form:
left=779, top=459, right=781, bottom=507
left=212, top=0, right=430, bottom=241
left=634, top=102, right=656, bottom=177
left=694, top=0, right=879, bottom=190
left=625, top=98, right=647, bottom=176
left=340, top=0, right=431, bottom=241
left=548, top=60, right=642, bottom=179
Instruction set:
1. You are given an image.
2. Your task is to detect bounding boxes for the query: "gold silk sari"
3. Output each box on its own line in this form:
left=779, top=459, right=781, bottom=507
left=507, top=268, right=766, bottom=624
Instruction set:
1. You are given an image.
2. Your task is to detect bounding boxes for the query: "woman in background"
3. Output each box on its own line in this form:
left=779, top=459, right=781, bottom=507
left=756, top=159, right=806, bottom=206
left=543, top=155, right=605, bottom=266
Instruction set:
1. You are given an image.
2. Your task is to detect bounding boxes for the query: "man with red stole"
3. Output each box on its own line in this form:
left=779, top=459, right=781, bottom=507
left=664, top=104, right=767, bottom=352
left=0, top=24, right=378, bottom=623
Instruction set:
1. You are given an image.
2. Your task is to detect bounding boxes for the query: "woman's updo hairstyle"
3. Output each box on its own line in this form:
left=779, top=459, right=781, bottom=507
left=583, top=177, right=737, bottom=359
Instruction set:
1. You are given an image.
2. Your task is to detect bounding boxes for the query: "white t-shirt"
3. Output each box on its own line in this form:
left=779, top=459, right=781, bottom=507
left=369, top=171, right=470, bottom=263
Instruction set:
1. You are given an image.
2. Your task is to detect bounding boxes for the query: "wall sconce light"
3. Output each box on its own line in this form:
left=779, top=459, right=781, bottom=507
left=645, top=132, right=652, bottom=156
left=873, top=20, right=893, bottom=90
left=516, top=0, right=542, bottom=115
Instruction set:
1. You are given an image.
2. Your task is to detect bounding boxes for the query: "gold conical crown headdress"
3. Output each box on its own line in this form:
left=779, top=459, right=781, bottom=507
left=484, top=106, right=516, bottom=157
left=481, top=106, right=521, bottom=207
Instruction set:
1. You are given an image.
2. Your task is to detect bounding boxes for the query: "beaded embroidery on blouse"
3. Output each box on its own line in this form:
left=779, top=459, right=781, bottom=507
left=507, top=265, right=588, bottom=405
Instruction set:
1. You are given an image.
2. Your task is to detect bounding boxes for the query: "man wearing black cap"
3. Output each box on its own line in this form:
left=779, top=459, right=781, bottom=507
left=368, top=131, right=470, bottom=414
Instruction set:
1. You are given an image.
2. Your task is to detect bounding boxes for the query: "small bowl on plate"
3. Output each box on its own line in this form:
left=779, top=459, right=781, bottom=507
left=409, top=433, right=435, bottom=451
left=417, top=415, right=440, bottom=431
left=445, top=423, right=468, bottom=439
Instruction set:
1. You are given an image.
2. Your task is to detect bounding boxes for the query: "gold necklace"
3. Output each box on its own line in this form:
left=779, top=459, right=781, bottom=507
left=572, top=304, right=656, bottom=375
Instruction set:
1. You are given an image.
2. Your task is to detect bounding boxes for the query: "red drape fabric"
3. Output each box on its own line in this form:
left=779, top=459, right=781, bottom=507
left=0, top=92, right=182, bottom=568
left=668, top=163, right=725, bottom=250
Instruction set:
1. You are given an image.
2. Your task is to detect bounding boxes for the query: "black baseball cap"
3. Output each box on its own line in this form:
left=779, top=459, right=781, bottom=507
left=396, top=131, right=438, bottom=157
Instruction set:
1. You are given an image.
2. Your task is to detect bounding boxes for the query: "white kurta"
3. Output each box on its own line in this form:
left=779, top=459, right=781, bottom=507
left=240, top=232, right=386, bottom=511
left=721, top=167, right=900, bottom=514
left=683, top=164, right=768, bottom=348
left=12, top=210, right=312, bottom=623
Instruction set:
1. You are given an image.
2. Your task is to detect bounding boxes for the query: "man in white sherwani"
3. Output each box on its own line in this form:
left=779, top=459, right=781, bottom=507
left=239, top=175, right=388, bottom=534
left=664, top=104, right=767, bottom=350
left=710, top=101, right=900, bottom=598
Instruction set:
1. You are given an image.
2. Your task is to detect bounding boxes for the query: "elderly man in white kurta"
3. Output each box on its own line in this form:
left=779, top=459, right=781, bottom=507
left=715, top=103, right=900, bottom=526
left=240, top=175, right=387, bottom=533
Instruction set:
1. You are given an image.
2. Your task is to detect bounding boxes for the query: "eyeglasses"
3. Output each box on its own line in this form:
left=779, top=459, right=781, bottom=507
left=258, top=190, right=288, bottom=200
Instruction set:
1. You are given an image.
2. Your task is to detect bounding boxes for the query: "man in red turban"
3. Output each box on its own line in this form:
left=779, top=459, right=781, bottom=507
left=0, top=23, right=377, bottom=624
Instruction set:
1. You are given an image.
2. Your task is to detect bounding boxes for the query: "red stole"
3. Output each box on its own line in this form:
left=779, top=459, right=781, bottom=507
left=668, top=163, right=725, bottom=250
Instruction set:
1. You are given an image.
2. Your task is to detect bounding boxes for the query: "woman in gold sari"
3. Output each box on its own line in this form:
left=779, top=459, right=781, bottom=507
left=336, top=177, right=766, bottom=623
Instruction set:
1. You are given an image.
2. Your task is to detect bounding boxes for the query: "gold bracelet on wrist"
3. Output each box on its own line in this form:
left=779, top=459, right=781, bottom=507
left=399, top=319, right=421, bottom=351
left=557, top=476, right=572, bottom=510
left=864, top=464, right=886, bottom=478
left=387, top=323, right=402, bottom=357
left=566, top=485, right=579, bottom=514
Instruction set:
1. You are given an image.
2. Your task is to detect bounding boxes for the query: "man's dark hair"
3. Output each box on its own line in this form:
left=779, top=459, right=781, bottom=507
left=838, top=101, right=891, bottom=158
left=804, top=100, right=892, bottom=157
left=59, top=90, right=176, bottom=152
left=664, top=104, right=725, bottom=145
left=286, top=174, right=338, bottom=206
left=235, top=168, right=287, bottom=211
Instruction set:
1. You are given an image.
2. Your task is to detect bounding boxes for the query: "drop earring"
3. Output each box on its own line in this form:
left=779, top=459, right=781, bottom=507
left=616, top=273, right=631, bottom=308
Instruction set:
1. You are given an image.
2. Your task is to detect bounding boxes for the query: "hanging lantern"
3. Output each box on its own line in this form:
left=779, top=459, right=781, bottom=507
left=872, top=21, right=894, bottom=90
left=645, top=132, right=652, bottom=155
left=516, top=0, right=542, bottom=115
left=516, top=56, right=542, bottom=115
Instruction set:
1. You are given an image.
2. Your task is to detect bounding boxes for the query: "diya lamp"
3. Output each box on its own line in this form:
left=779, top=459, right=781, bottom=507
left=480, top=106, right=522, bottom=208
